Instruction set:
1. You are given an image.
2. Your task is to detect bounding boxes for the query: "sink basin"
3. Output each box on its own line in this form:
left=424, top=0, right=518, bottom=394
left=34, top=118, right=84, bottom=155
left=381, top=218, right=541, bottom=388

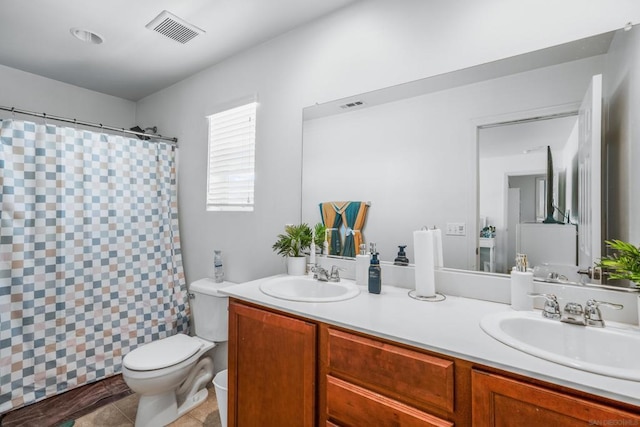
left=480, top=311, right=640, bottom=380
left=259, top=275, right=360, bottom=302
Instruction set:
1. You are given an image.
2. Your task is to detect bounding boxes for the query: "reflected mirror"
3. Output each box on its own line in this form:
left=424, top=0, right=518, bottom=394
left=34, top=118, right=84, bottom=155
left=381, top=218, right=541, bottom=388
left=478, top=115, right=579, bottom=275
left=301, top=25, right=638, bottom=288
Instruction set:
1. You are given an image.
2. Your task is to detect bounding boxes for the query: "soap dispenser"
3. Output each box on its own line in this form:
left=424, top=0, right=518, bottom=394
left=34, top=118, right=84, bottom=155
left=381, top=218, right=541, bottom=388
left=368, top=252, right=382, bottom=294
left=394, top=245, right=409, bottom=266
left=356, top=243, right=370, bottom=286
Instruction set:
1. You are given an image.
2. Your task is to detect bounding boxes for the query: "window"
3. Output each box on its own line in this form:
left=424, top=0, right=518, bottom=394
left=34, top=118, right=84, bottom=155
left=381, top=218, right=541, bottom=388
left=206, top=101, right=257, bottom=211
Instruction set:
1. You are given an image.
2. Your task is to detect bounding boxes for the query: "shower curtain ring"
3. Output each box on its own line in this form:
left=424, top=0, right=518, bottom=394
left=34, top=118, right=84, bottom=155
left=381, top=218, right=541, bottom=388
left=43, top=112, right=47, bottom=126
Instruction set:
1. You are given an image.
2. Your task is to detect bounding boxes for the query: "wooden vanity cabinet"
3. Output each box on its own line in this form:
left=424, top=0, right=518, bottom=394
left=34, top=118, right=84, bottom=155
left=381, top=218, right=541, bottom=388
left=228, top=299, right=640, bottom=427
left=228, top=300, right=317, bottom=427
left=472, top=370, right=640, bottom=426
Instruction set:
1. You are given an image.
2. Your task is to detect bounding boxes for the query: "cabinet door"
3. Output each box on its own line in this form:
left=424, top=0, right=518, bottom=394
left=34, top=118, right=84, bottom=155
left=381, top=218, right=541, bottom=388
left=472, top=370, right=640, bottom=426
left=228, top=301, right=316, bottom=427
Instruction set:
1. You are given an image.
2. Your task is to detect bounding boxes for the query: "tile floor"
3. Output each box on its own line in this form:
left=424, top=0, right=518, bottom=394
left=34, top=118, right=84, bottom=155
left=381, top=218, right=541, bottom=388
left=73, top=384, right=222, bottom=427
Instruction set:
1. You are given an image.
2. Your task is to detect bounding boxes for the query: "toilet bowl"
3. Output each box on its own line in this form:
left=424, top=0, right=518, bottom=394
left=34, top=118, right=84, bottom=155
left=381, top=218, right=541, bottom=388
left=122, top=334, right=215, bottom=426
left=122, top=279, right=234, bottom=427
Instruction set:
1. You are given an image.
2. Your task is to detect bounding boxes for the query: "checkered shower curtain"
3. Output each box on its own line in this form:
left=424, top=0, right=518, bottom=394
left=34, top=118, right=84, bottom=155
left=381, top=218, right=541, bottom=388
left=0, top=119, right=189, bottom=413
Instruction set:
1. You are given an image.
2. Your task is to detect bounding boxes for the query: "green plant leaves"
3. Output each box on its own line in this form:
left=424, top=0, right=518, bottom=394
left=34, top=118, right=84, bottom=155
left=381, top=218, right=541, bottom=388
left=596, top=239, right=640, bottom=284
left=272, top=223, right=313, bottom=257
left=313, top=222, right=326, bottom=248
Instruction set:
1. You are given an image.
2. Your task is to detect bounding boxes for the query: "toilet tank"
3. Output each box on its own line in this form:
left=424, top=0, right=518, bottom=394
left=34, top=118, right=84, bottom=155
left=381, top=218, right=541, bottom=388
left=189, top=278, right=235, bottom=342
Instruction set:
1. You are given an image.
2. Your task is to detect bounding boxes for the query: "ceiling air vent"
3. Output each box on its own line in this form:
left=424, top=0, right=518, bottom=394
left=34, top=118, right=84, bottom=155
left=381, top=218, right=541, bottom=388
left=339, top=100, right=365, bottom=109
left=146, top=10, right=205, bottom=44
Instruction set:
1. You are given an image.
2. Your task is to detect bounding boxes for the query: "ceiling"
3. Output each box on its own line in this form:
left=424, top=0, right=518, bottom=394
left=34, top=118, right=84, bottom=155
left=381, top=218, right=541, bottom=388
left=479, top=115, right=578, bottom=159
left=0, top=0, right=358, bottom=101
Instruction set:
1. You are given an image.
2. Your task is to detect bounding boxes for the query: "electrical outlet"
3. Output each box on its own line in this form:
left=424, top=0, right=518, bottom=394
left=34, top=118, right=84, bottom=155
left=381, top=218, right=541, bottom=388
left=446, top=222, right=466, bottom=236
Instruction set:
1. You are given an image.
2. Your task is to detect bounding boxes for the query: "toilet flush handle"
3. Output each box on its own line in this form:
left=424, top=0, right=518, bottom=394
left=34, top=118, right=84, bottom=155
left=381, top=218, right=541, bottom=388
left=188, top=293, right=196, bottom=299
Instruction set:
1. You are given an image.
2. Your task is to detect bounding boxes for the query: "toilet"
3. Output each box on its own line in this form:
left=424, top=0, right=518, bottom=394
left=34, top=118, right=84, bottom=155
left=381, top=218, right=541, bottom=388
left=122, top=278, right=233, bottom=427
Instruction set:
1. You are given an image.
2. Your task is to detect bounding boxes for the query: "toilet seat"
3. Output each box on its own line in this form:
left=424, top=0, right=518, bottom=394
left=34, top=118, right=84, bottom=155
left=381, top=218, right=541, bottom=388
left=124, top=334, right=202, bottom=371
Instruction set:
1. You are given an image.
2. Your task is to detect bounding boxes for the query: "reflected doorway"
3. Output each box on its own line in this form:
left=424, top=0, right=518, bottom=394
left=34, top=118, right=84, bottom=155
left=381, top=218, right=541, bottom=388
left=478, top=114, right=579, bottom=274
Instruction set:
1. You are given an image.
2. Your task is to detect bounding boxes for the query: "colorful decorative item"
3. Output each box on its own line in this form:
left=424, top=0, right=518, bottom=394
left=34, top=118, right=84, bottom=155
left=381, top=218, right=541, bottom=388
left=480, top=225, right=496, bottom=238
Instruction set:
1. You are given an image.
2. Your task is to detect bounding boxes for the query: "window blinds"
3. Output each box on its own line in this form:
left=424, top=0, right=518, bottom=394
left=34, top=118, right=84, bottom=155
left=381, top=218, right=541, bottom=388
left=206, top=102, right=257, bottom=211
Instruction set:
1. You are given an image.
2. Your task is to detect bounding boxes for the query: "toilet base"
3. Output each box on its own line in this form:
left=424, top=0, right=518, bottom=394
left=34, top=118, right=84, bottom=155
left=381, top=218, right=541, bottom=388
left=135, top=392, right=179, bottom=427
left=134, top=387, right=210, bottom=427
left=133, top=357, right=214, bottom=427
left=177, top=388, right=209, bottom=418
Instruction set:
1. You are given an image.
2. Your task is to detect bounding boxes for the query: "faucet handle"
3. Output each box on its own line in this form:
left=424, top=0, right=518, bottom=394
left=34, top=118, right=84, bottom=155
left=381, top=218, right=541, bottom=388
left=329, top=265, right=345, bottom=282
left=313, top=266, right=329, bottom=281
left=527, top=293, right=561, bottom=319
left=584, top=299, right=623, bottom=328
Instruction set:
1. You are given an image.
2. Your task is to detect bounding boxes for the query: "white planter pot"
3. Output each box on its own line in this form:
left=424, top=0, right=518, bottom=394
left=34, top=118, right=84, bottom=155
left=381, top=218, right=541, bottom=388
left=287, top=256, right=307, bottom=276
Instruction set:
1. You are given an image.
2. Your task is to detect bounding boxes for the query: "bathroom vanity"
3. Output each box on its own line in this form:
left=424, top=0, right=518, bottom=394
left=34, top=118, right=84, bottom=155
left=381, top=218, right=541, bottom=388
left=223, top=276, right=640, bottom=426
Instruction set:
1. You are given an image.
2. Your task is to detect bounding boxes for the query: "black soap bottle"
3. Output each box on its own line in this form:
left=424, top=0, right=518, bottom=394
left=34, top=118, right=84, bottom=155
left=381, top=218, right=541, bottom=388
left=368, top=252, right=382, bottom=294
left=394, top=245, right=409, bottom=266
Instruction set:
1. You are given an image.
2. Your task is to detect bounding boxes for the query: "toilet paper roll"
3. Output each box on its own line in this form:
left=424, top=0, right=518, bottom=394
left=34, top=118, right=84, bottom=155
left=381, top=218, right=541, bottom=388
left=511, top=268, right=534, bottom=310
left=413, top=229, right=436, bottom=297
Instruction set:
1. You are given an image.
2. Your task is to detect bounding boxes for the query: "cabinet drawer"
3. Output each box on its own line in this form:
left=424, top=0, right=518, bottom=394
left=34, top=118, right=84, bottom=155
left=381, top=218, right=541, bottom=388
left=327, top=376, right=453, bottom=427
left=327, top=328, right=454, bottom=412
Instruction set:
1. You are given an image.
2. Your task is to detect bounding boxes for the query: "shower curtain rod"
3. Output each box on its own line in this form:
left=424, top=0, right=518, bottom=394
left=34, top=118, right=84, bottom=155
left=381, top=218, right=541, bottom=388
left=0, top=105, right=178, bottom=145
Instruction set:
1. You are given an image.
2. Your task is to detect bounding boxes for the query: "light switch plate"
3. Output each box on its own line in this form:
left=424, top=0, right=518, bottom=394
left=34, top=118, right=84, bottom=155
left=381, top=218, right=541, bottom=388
left=446, top=222, right=466, bottom=236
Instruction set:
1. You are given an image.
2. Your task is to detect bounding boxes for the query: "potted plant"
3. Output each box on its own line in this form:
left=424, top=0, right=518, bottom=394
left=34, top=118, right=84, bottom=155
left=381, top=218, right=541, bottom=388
left=272, top=223, right=313, bottom=275
left=596, top=239, right=640, bottom=285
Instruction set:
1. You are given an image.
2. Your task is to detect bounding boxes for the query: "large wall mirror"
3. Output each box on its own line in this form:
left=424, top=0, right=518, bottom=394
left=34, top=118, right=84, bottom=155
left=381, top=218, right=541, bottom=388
left=301, top=25, right=639, bottom=289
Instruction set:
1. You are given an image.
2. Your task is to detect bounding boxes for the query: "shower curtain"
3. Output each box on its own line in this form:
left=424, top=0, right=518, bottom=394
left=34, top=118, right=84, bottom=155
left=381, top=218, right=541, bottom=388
left=0, top=119, right=189, bottom=413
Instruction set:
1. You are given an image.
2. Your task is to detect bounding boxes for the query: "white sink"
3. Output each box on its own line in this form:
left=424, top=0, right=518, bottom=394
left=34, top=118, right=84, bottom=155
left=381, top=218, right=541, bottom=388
left=259, top=275, right=360, bottom=302
left=480, top=311, right=640, bottom=380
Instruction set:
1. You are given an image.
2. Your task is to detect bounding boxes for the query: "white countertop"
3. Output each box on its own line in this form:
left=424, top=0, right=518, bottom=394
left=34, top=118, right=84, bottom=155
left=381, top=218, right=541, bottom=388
left=221, top=274, right=640, bottom=407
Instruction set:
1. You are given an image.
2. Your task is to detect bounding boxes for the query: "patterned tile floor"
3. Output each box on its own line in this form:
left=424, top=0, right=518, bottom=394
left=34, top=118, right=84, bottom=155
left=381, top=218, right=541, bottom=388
left=74, top=385, right=222, bottom=427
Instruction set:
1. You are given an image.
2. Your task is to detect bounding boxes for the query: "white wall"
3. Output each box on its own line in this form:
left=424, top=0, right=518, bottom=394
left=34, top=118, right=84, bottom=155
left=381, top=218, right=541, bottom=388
left=604, top=25, right=640, bottom=247
left=136, top=0, right=640, bottom=284
left=0, top=64, right=135, bottom=126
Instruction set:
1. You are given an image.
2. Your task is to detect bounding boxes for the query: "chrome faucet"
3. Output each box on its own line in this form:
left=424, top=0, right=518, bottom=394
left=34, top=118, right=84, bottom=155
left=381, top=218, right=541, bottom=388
left=311, top=265, right=344, bottom=282
left=561, top=301, right=586, bottom=325
left=584, top=299, right=624, bottom=328
left=528, top=293, right=623, bottom=327
left=560, top=299, right=623, bottom=327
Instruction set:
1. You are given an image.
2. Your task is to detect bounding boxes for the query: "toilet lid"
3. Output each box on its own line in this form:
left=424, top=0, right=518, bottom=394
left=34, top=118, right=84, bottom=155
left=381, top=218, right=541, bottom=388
left=124, top=334, right=202, bottom=371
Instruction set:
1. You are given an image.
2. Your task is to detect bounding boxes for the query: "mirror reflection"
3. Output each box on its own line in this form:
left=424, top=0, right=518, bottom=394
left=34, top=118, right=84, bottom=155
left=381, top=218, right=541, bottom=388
left=301, top=26, right=638, bottom=288
left=478, top=115, right=579, bottom=274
